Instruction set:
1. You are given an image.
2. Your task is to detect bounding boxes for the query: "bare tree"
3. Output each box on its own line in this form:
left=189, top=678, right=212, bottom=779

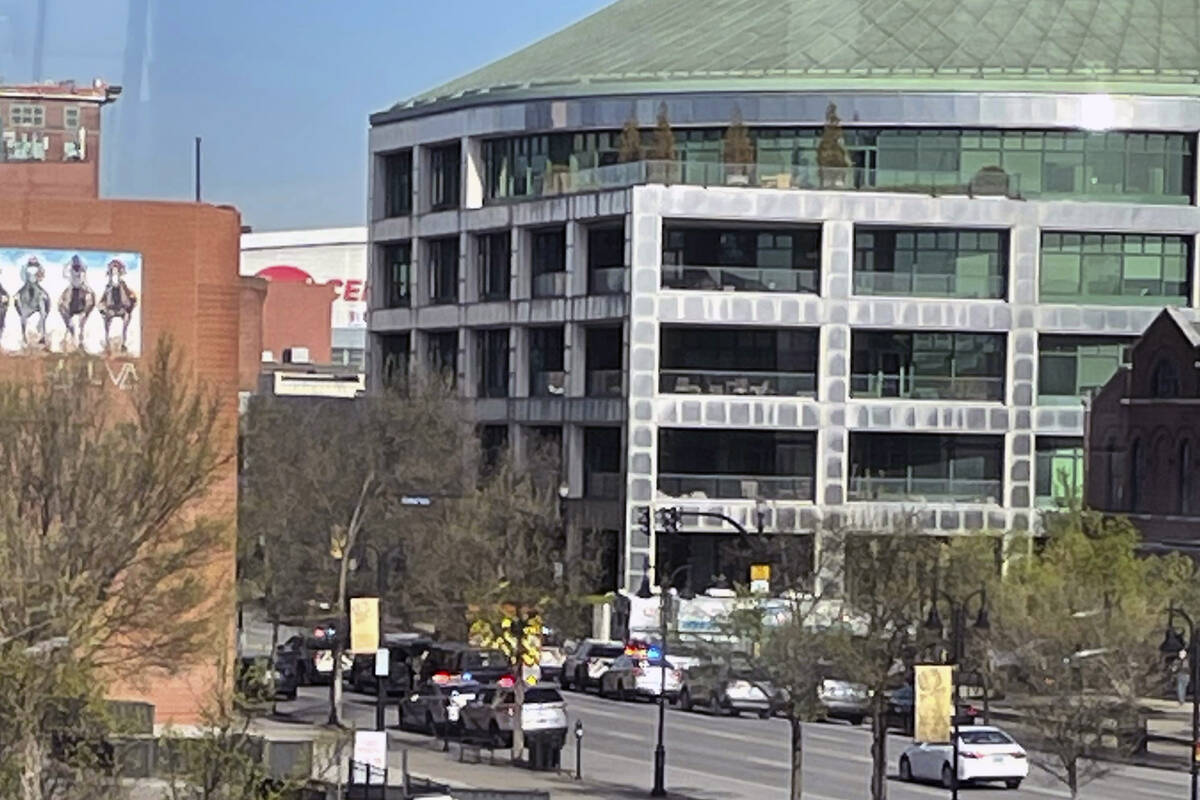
left=0, top=341, right=230, bottom=800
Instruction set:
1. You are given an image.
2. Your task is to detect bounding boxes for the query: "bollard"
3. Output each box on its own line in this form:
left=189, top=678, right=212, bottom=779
left=574, top=719, right=584, bottom=780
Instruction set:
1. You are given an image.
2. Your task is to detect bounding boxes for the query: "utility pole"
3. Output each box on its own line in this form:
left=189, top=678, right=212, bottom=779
left=194, top=137, right=202, bottom=202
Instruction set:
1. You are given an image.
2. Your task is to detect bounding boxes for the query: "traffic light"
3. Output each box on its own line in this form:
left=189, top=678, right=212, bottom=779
left=658, top=506, right=682, bottom=534
left=636, top=505, right=651, bottom=538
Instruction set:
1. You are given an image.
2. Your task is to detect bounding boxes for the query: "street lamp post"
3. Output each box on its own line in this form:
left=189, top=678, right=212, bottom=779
left=925, top=586, right=990, bottom=800
left=1162, top=606, right=1200, bottom=800
left=637, top=559, right=693, bottom=798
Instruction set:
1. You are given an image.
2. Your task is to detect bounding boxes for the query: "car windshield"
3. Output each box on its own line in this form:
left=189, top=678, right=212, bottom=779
left=591, top=646, right=624, bottom=659
left=524, top=688, right=563, bottom=703
left=960, top=730, right=1014, bottom=745
left=463, top=650, right=506, bottom=668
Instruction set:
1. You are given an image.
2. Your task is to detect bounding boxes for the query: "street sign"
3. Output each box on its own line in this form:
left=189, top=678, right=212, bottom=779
left=352, top=731, right=387, bottom=785
left=401, top=495, right=431, bottom=506
left=750, top=564, right=770, bottom=594
left=350, top=597, right=380, bottom=654
left=914, top=664, right=953, bottom=744
left=374, top=648, right=390, bottom=677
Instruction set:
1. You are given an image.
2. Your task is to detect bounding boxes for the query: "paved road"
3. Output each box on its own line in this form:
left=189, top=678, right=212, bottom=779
left=280, top=686, right=1191, bottom=800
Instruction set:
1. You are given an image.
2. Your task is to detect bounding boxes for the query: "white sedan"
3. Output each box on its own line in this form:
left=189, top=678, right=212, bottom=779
left=898, top=726, right=1028, bottom=790
left=600, top=654, right=682, bottom=701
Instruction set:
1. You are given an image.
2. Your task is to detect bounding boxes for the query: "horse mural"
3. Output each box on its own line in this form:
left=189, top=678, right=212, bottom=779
left=13, top=256, right=51, bottom=347
left=58, top=254, right=96, bottom=351
left=98, top=258, right=138, bottom=353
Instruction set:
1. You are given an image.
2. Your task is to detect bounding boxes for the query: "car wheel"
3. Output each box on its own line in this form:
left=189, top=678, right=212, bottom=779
left=709, top=693, right=724, bottom=717
left=1005, top=779, right=1022, bottom=790
left=679, top=688, right=692, bottom=712
left=941, top=764, right=956, bottom=790
left=847, top=715, right=864, bottom=726
left=899, top=757, right=913, bottom=782
left=285, top=688, right=297, bottom=701
left=758, top=710, right=771, bottom=720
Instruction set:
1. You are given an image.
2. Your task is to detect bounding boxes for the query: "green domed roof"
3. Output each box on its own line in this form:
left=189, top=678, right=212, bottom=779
left=396, top=0, right=1200, bottom=112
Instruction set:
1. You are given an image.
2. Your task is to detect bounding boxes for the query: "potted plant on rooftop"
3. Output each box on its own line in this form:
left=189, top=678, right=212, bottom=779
left=817, top=102, right=852, bottom=189
left=723, top=106, right=755, bottom=186
left=648, top=102, right=678, bottom=184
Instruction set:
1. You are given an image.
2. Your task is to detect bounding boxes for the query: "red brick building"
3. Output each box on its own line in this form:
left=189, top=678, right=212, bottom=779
left=0, top=79, right=120, bottom=198
left=1086, top=307, right=1200, bottom=546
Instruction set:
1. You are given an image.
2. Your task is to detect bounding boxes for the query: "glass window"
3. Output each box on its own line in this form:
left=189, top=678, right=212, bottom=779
left=63, top=106, right=79, bottom=129
left=658, top=429, right=816, bottom=501
left=476, top=329, right=509, bottom=398
left=426, top=331, right=458, bottom=382
left=531, top=228, right=566, bottom=277
left=383, top=150, right=413, bottom=217
left=429, top=142, right=461, bottom=210
left=662, top=223, right=820, bottom=293
left=378, top=333, right=410, bottom=389
left=477, top=231, right=511, bottom=301
left=848, top=433, right=1003, bottom=502
left=1035, top=437, right=1084, bottom=505
left=9, top=104, right=44, bottom=127
left=1040, top=232, right=1191, bottom=305
left=426, top=237, right=459, bottom=305
left=851, top=331, right=1005, bottom=401
left=1153, top=360, right=1180, bottom=398
left=380, top=242, right=411, bottom=309
left=529, top=326, right=565, bottom=396
left=1037, top=336, right=1129, bottom=403
left=853, top=227, right=1008, bottom=299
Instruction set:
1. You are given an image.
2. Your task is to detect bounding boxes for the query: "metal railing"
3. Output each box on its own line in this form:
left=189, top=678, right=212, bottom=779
left=530, top=370, right=566, bottom=397
left=657, top=473, right=815, bottom=502
left=532, top=271, right=566, bottom=298
left=850, top=373, right=1004, bottom=402
left=586, top=369, right=623, bottom=397
left=521, top=160, right=1023, bottom=200
left=589, top=266, right=625, bottom=295
left=661, top=264, right=819, bottom=293
left=847, top=477, right=1003, bottom=503
left=660, top=369, right=816, bottom=397
left=853, top=271, right=1006, bottom=300
left=585, top=471, right=622, bottom=499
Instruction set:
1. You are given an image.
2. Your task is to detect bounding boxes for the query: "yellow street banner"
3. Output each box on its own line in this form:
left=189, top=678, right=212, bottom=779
left=914, top=664, right=953, bottom=744
left=350, top=597, right=380, bottom=655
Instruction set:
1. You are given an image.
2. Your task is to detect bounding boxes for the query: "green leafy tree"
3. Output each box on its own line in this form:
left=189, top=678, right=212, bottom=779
left=0, top=342, right=229, bottom=800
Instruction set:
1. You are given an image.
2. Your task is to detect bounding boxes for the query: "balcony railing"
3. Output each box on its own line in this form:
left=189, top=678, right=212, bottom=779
left=585, top=471, right=622, bottom=499
left=847, top=477, right=1003, bottom=504
left=530, top=369, right=566, bottom=397
left=528, top=160, right=1022, bottom=200
left=660, top=369, right=816, bottom=397
left=662, top=264, right=819, bottom=293
left=658, top=473, right=814, bottom=502
left=854, top=272, right=1006, bottom=300
left=589, top=266, right=625, bottom=295
left=586, top=369, right=623, bottom=397
left=851, top=373, right=1004, bottom=402
left=532, top=271, right=567, bottom=298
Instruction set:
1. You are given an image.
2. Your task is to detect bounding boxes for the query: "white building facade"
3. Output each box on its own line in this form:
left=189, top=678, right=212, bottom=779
left=365, top=0, right=1200, bottom=592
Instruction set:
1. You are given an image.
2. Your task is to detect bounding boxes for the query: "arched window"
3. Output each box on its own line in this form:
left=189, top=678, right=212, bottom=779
left=1129, top=439, right=1142, bottom=512
left=1154, top=360, right=1180, bottom=398
left=1182, top=440, right=1194, bottom=515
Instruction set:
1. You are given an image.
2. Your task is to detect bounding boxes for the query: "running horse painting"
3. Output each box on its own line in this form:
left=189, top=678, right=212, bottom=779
left=13, top=256, right=51, bottom=347
left=57, top=254, right=96, bottom=351
left=98, top=258, right=138, bottom=353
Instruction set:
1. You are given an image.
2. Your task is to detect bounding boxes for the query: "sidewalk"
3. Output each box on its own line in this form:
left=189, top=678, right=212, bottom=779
left=251, top=716, right=699, bottom=800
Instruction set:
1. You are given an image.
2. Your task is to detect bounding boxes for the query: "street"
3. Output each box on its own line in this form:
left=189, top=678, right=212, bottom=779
left=279, top=686, right=1192, bottom=800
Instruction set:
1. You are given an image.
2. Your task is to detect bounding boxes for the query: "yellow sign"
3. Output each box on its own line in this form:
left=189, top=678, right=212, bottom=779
left=914, top=665, right=953, bottom=744
left=349, top=597, right=380, bottom=655
left=750, top=564, right=771, bottom=582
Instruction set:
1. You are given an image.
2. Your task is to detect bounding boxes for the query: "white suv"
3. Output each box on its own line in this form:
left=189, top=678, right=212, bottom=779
left=460, top=684, right=568, bottom=748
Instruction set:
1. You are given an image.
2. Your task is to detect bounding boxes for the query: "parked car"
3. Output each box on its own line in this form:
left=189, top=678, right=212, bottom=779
left=560, top=639, right=625, bottom=691
left=399, top=679, right=481, bottom=737
left=346, top=633, right=432, bottom=695
left=898, top=725, right=1027, bottom=790
left=600, top=654, right=682, bottom=701
left=818, top=678, right=870, bottom=725
left=236, top=655, right=297, bottom=701
left=277, top=633, right=351, bottom=686
left=539, top=645, right=566, bottom=684
left=418, top=643, right=512, bottom=686
left=885, top=684, right=979, bottom=735
left=460, top=684, right=568, bottom=748
left=678, top=658, right=783, bottom=718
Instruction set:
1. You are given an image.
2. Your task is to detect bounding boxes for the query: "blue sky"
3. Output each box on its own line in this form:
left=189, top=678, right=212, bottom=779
left=0, top=0, right=609, bottom=230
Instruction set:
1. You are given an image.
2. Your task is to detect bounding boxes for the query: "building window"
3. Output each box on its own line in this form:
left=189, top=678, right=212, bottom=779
left=480, top=425, right=509, bottom=473
left=9, top=104, right=44, bottom=127
left=853, top=228, right=1008, bottom=299
left=428, top=142, right=461, bottom=211
left=383, top=150, right=413, bottom=217
left=380, top=242, right=411, bottom=309
left=660, top=326, right=818, bottom=397
left=529, top=326, right=565, bottom=396
left=531, top=227, right=566, bottom=298
left=851, top=331, right=1005, bottom=401
left=662, top=224, right=820, bottom=293
left=377, top=332, right=410, bottom=389
left=587, top=223, right=625, bottom=295
left=1035, top=437, right=1084, bottom=506
left=1129, top=439, right=1142, bottom=512
left=658, top=429, right=816, bottom=501
left=1037, top=336, right=1131, bottom=404
left=427, top=237, right=459, bottom=305
left=476, top=329, right=509, bottom=398
left=1040, top=232, right=1190, bottom=305
left=1180, top=440, right=1193, bottom=515
left=331, top=347, right=365, bottom=370
left=848, top=433, right=1004, bottom=503
left=477, top=231, right=511, bottom=301
left=426, top=331, right=458, bottom=383
left=1153, top=360, right=1180, bottom=398
left=63, top=106, right=79, bottom=129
